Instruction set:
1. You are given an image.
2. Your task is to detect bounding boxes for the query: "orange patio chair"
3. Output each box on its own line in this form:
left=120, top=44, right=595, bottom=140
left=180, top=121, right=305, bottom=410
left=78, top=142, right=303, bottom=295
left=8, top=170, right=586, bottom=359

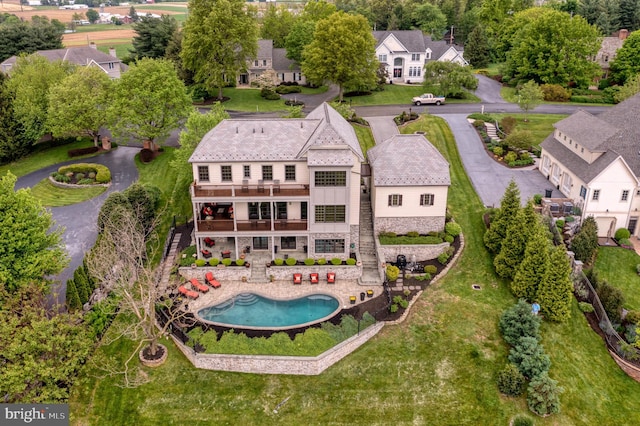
left=178, top=285, right=199, bottom=299
left=293, top=273, right=302, bottom=285
left=190, top=278, right=209, bottom=293
left=310, top=273, right=319, bottom=284
left=327, top=272, right=336, bottom=284
left=205, top=271, right=221, bottom=289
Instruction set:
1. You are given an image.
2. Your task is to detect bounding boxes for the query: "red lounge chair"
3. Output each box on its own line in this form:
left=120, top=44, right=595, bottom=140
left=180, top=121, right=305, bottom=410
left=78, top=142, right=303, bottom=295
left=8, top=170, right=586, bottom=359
left=204, top=237, right=215, bottom=247
left=327, top=272, right=336, bottom=284
left=178, top=285, right=199, bottom=299
left=293, top=273, right=302, bottom=285
left=201, top=249, right=212, bottom=258
left=190, top=278, right=209, bottom=293
left=310, top=273, right=319, bottom=284
left=205, top=271, right=221, bottom=289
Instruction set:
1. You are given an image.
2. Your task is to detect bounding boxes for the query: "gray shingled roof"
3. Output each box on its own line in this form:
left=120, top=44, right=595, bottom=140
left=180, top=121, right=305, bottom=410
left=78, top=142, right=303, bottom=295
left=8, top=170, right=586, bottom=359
left=1, top=46, right=125, bottom=71
left=373, top=30, right=426, bottom=53
left=307, top=148, right=354, bottom=166
left=256, top=39, right=273, bottom=59
left=189, top=103, right=364, bottom=164
left=423, top=36, right=450, bottom=60
left=554, top=110, right=616, bottom=151
left=272, top=48, right=300, bottom=71
left=368, top=134, right=450, bottom=186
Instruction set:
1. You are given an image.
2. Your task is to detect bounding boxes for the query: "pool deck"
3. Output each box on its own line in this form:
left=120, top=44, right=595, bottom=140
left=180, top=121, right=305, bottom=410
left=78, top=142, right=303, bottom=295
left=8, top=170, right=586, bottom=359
left=183, top=279, right=382, bottom=318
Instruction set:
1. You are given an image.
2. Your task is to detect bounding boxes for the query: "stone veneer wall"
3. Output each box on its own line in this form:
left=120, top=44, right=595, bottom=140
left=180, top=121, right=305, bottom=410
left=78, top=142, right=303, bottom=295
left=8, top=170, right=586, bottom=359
left=349, top=225, right=360, bottom=254
left=179, top=266, right=252, bottom=281
left=269, top=264, right=362, bottom=280
left=375, top=216, right=444, bottom=235
left=171, top=321, right=385, bottom=375
left=379, top=242, right=450, bottom=263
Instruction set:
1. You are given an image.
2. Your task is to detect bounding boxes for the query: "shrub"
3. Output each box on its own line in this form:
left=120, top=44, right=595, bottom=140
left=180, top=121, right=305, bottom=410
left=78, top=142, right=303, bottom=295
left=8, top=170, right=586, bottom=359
left=275, top=85, right=302, bottom=94
left=139, top=148, right=154, bottom=163
left=473, top=119, right=485, bottom=129
left=209, top=258, right=219, bottom=266
left=497, top=363, right=526, bottom=396
left=493, top=146, right=504, bottom=156
left=424, top=265, right=437, bottom=275
left=619, top=238, right=632, bottom=247
left=504, top=151, right=517, bottom=163
left=437, top=252, right=450, bottom=265
left=500, top=116, right=517, bottom=135
left=445, top=221, right=462, bottom=237
left=58, top=163, right=110, bottom=183
left=330, top=257, right=342, bottom=265
left=556, top=219, right=565, bottom=229
left=505, top=129, right=534, bottom=151
left=615, top=228, right=631, bottom=241
left=386, top=265, right=400, bottom=281
left=499, top=299, right=542, bottom=346
left=285, top=257, right=297, bottom=266
left=88, top=171, right=96, bottom=179
left=68, top=146, right=100, bottom=157
left=235, top=258, right=245, bottom=266
left=274, top=258, right=284, bottom=266
left=578, top=302, right=594, bottom=313
left=346, top=258, right=356, bottom=265
left=597, top=282, right=625, bottom=323
left=541, top=84, right=571, bottom=102
left=444, top=235, right=454, bottom=243
left=625, top=310, right=640, bottom=325
left=379, top=231, right=397, bottom=238
left=195, top=259, right=206, bottom=267
left=533, top=194, right=542, bottom=205
left=393, top=295, right=409, bottom=309
left=304, top=258, right=315, bottom=266
left=407, top=231, right=420, bottom=237
left=54, top=174, right=71, bottom=183
left=77, top=178, right=94, bottom=185
left=317, top=258, right=327, bottom=265
left=527, top=373, right=563, bottom=416
left=222, top=258, right=232, bottom=266
left=512, top=414, right=534, bottom=426
left=75, top=172, right=85, bottom=180
left=390, top=304, right=399, bottom=313
left=509, top=336, right=551, bottom=379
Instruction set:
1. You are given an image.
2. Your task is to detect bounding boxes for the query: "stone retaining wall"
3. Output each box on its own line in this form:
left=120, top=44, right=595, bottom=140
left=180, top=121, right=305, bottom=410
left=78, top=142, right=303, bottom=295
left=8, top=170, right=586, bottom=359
left=379, top=242, right=450, bottom=263
left=171, top=321, right=385, bottom=375
left=179, top=266, right=251, bottom=281
left=269, top=264, right=362, bottom=281
left=609, top=349, right=640, bottom=383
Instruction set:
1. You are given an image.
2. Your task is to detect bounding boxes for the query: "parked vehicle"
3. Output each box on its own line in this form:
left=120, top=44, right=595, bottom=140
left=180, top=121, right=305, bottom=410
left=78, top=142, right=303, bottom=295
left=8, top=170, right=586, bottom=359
left=412, top=93, right=446, bottom=106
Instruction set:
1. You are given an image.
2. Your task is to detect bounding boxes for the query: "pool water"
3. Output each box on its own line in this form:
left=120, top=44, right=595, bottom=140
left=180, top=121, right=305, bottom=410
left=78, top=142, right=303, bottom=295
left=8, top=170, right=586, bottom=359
left=198, top=293, right=340, bottom=328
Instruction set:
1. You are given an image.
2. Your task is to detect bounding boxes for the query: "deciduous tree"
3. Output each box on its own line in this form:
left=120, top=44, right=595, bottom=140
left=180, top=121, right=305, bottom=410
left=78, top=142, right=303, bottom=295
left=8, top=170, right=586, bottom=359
left=610, top=30, right=640, bottom=84
left=107, top=58, right=192, bottom=150
left=285, top=0, right=336, bottom=64
left=411, top=2, right=447, bottom=39
left=614, top=73, right=640, bottom=102
left=182, top=0, right=258, bottom=100
left=86, top=9, right=99, bottom=24
left=260, top=4, right=295, bottom=48
left=47, top=66, right=112, bottom=147
left=0, top=173, right=67, bottom=294
left=536, top=244, right=573, bottom=322
left=422, top=61, right=478, bottom=98
left=0, top=72, right=28, bottom=164
left=517, top=80, right=544, bottom=121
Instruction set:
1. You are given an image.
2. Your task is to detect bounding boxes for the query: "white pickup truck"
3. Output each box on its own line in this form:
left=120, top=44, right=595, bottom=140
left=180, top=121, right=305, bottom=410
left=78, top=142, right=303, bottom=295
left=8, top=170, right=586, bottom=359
left=412, top=93, right=446, bottom=106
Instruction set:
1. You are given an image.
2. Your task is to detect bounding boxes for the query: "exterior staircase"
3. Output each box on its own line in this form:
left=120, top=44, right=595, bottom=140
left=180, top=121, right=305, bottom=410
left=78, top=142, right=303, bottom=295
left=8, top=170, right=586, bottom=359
left=159, top=231, right=181, bottom=294
left=484, top=122, right=502, bottom=142
left=358, top=194, right=382, bottom=285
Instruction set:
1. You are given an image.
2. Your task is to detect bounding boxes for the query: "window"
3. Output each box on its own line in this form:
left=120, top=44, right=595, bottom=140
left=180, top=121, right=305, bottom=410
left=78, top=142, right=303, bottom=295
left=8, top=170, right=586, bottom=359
left=254, top=60, right=259, bottom=66
left=408, top=67, right=421, bottom=77
left=378, top=54, right=387, bottom=62
left=622, top=190, right=630, bottom=201
left=425, top=50, right=431, bottom=59
left=285, top=165, right=296, bottom=181
left=412, top=53, right=420, bottom=61
left=592, top=189, right=600, bottom=201
left=315, top=239, right=345, bottom=253
left=221, top=165, right=232, bottom=181
left=580, top=185, right=587, bottom=199
left=198, top=165, right=209, bottom=182
left=581, top=147, right=584, bottom=153
left=315, top=205, right=346, bottom=223
left=420, top=193, right=435, bottom=206
left=263, top=59, right=267, bottom=66
left=563, top=135, right=566, bottom=141
left=315, top=171, right=346, bottom=186
left=108, top=62, right=114, bottom=70
left=569, top=140, right=572, bottom=146
left=301, top=201, right=307, bottom=220
left=262, top=165, right=273, bottom=181
left=243, top=165, right=251, bottom=178
left=388, top=194, right=403, bottom=206
left=281, top=236, right=296, bottom=250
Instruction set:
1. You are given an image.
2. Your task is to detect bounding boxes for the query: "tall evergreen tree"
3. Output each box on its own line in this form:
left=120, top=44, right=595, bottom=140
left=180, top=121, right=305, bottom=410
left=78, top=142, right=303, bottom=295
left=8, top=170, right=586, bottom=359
left=484, top=179, right=521, bottom=253
left=537, top=245, right=573, bottom=322
left=512, top=226, right=550, bottom=301
left=571, top=216, right=599, bottom=264
left=464, top=25, right=490, bottom=68
left=617, top=0, right=640, bottom=32
left=65, top=279, right=82, bottom=311
left=494, top=201, right=540, bottom=279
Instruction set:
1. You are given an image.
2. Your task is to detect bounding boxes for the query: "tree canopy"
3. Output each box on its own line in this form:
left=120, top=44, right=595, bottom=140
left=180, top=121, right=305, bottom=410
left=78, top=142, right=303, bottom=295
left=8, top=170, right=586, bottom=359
left=182, top=0, right=258, bottom=99
left=0, top=15, right=64, bottom=62
left=610, top=30, right=640, bottom=85
left=47, top=66, right=113, bottom=146
left=260, top=4, right=295, bottom=48
left=517, top=80, right=544, bottom=120
left=130, top=14, right=179, bottom=60
left=285, top=0, right=336, bottom=64
left=107, top=58, right=192, bottom=150
left=422, top=61, right=478, bottom=98
left=302, top=11, right=378, bottom=101
left=0, top=72, right=28, bottom=164
left=0, top=173, right=67, bottom=294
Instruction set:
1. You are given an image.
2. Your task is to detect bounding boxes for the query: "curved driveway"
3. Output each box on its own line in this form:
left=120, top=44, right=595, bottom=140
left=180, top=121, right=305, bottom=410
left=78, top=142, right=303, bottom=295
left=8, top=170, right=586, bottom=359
left=16, top=146, right=139, bottom=306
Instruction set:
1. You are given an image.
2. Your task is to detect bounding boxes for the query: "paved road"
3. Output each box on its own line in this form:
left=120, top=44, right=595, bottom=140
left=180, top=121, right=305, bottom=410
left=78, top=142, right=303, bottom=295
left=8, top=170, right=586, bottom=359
left=16, top=147, right=139, bottom=306
left=474, top=74, right=508, bottom=104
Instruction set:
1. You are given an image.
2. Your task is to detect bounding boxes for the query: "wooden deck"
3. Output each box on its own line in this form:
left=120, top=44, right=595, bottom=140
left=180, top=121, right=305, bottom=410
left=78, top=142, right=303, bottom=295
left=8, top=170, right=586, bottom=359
left=192, top=184, right=309, bottom=198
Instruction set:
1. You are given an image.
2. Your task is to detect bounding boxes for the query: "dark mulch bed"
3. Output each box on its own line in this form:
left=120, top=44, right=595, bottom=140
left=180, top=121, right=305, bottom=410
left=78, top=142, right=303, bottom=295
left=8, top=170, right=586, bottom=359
left=194, top=96, right=231, bottom=105
left=141, top=344, right=166, bottom=361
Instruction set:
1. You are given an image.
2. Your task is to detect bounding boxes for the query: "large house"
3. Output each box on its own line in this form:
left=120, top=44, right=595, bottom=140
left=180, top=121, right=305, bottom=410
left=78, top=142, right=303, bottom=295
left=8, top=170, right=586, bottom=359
left=189, top=103, right=362, bottom=260
left=595, top=29, right=628, bottom=80
left=373, top=30, right=467, bottom=84
left=237, top=39, right=305, bottom=87
left=368, top=134, right=450, bottom=234
left=538, top=93, right=640, bottom=238
left=0, top=44, right=127, bottom=78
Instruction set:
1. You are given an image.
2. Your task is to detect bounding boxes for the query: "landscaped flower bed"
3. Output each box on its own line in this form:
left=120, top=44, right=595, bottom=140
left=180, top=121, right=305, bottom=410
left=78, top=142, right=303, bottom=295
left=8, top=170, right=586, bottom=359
left=50, top=163, right=111, bottom=185
left=469, top=115, right=537, bottom=168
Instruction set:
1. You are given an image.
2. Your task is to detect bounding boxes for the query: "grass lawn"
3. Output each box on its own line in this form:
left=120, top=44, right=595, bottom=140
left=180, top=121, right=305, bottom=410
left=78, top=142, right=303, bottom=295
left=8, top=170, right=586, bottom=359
left=352, top=123, right=375, bottom=159
left=479, top=113, right=567, bottom=147
left=594, top=246, right=640, bottom=311
left=30, top=179, right=107, bottom=207
left=97, top=43, right=132, bottom=59
left=73, top=24, right=134, bottom=33
left=202, top=88, right=291, bottom=113
left=0, top=139, right=99, bottom=178
left=343, top=84, right=479, bottom=106
left=69, top=114, right=640, bottom=425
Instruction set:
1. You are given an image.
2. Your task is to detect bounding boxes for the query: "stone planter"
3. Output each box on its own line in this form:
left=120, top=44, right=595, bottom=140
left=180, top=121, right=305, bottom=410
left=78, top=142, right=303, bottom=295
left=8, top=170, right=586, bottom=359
left=139, top=343, right=168, bottom=367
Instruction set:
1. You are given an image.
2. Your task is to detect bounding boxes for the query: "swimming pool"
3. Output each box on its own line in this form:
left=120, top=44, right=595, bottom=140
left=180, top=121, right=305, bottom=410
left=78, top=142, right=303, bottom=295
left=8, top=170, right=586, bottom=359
left=197, top=293, right=340, bottom=329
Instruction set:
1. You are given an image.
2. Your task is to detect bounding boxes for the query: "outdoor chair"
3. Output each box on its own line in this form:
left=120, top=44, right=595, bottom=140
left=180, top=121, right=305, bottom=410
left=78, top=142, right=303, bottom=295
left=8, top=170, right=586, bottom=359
left=221, top=250, right=231, bottom=259
left=178, top=285, right=199, bottom=299
left=310, top=273, right=319, bottom=284
left=293, top=273, right=302, bottom=285
left=190, top=278, right=209, bottom=293
left=201, top=249, right=212, bottom=258
left=327, top=272, right=336, bottom=284
left=204, top=237, right=215, bottom=247
left=205, top=271, right=221, bottom=289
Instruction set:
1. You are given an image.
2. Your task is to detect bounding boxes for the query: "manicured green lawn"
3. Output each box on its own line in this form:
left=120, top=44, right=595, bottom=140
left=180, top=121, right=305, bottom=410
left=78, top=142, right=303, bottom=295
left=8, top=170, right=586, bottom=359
left=97, top=43, right=132, bottom=59
left=594, top=246, right=640, bottom=311
left=202, top=88, right=291, bottom=113
left=352, top=123, right=375, bottom=158
left=343, top=83, right=479, bottom=106
left=0, top=140, right=99, bottom=178
left=30, top=179, right=107, bottom=207
left=72, top=24, right=134, bottom=33
left=480, top=113, right=567, bottom=147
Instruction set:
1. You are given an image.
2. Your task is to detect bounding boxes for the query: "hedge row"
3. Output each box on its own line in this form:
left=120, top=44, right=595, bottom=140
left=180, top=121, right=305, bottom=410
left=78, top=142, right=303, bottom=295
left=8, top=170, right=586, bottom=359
left=68, top=146, right=100, bottom=157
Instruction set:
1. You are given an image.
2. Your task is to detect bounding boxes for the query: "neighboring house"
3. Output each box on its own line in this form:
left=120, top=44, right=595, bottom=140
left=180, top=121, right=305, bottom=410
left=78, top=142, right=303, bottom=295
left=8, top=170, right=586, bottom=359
left=189, top=103, right=362, bottom=260
left=538, top=93, right=640, bottom=238
left=368, top=134, right=450, bottom=235
left=0, top=44, right=127, bottom=78
left=237, top=39, right=305, bottom=86
left=595, top=29, right=628, bottom=80
left=373, top=30, right=467, bottom=84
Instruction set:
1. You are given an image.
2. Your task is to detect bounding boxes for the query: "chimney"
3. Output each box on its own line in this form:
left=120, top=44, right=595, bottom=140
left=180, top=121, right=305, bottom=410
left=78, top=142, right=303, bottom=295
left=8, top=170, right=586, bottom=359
left=89, top=42, right=97, bottom=50
left=108, top=47, right=117, bottom=58
left=620, top=29, right=629, bottom=40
